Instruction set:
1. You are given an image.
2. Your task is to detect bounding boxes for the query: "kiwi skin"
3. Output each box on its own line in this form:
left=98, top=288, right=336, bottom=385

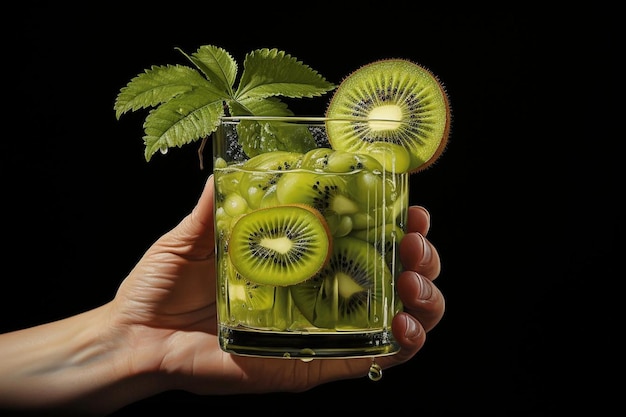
left=417, top=65, right=451, bottom=173
left=325, top=58, right=452, bottom=174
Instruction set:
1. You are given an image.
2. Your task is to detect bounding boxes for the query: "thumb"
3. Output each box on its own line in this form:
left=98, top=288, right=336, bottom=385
left=190, top=174, right=215, bottom=232
left=159, top=174, right=215, bottom=258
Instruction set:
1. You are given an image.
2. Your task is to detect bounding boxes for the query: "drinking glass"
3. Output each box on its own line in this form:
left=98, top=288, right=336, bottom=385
left=213, top=116, right=409, bottom=359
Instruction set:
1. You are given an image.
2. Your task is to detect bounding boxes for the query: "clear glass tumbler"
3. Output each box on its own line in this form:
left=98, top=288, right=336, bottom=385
left=213, top=116, right=409, bottom=359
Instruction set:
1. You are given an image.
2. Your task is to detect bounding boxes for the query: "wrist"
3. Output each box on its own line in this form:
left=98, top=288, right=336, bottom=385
left=0, top=303, right=164, bottom=414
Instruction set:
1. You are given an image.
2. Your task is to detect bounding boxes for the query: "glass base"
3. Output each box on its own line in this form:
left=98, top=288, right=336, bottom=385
left=219, top=325, right=400, bottom=359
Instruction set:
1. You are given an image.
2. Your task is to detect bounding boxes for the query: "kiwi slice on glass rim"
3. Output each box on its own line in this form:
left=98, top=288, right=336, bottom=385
left=228, top=204, right=332, bottom=286
left=325, top=58, right=451, bottom=173
left=290, top=236, right=393, bottom=330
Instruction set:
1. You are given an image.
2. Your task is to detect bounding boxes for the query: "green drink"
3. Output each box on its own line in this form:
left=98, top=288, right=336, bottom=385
left=114, top=44, right=450, bottom=362
left=213, top=117, right=409, bottom=358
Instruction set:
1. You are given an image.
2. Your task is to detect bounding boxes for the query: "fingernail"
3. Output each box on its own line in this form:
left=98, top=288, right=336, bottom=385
left=416, top=272, right=433, bottom=301
left=418, top=233, right=432, bottom=267
left=404, top=314, right=422, bottom=340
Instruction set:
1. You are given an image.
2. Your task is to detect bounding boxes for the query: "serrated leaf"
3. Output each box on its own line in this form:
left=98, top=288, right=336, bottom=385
left=235, top=48, right=335, bottom=100
left=142, top=88, right=225, bottom=161
left=178, top=45, right=237, bottom=95
left=114, top=65, right=217, bottom=119
left=116, top=44, right=337, bottom=162
left=229, top=97, right=293, bottom=116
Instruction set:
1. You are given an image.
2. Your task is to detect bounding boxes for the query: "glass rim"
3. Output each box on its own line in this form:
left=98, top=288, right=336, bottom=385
left=219, top=116, right=402, bottom=123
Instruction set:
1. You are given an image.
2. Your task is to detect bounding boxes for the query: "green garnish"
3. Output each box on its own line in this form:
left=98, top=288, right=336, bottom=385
left=114, top=45, right=335, bottom=164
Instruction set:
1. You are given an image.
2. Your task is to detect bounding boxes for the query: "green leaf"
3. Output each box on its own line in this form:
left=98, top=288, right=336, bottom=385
left=178, top=45, right=237, bottom=95
left=114, top=65, right=216, bottom=119
left=116, top=44, right=336, bottom=162
left=229, top=97, right=293, bottom=116
left=235, top=48, right=335, bottom=100
left=142, top=88, right=225, bottom=161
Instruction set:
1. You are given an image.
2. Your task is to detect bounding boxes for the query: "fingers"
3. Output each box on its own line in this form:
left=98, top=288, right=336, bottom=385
left=384, top=311, right=426, bottom=365
left=385, top=205, right=444, bottom=364
left=397, top=271, right=445, bottom=332
left=403, top=205, right=440, bottom=278
left=407, top=205, right=431, bottom=236
left=386, top=270, right=445, bottom=365
left=399, top=205, right=444, bottom=330
left=399, top=227, right=441, bottom=281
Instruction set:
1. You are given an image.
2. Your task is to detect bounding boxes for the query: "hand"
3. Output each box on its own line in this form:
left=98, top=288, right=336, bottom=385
left=0, top=174, right=444, bottom=415
left=112, top=174, right=444, bottom=395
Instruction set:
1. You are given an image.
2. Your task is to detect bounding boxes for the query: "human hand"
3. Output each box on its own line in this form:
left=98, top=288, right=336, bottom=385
left=109, top=175, right=444, bottom=396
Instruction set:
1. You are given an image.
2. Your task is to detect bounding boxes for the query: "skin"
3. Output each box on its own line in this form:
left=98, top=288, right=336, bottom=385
left=0, top=175, right=444, bottom=415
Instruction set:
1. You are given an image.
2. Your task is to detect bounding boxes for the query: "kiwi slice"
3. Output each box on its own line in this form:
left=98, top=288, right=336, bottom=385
left=290, top=236, right=393, bottom=330
left=325, top=58, right=451, bottom=173
left=228, top=203, right=332, bottom=286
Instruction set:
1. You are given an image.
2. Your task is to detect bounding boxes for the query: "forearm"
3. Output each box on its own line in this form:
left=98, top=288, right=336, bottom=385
left=0, top=304, right=161, bottom=415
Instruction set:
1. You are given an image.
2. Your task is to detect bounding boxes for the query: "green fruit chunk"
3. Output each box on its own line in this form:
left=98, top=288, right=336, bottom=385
left=364, top=142, right=410, bottom=174
left=238, top=151, right=303, bottom=209
left=300, top=147, right=333, bottom=171
left=275, top=171, right=360, bottom=215
left=349, top=170, right=399, bottom=208
left=222, top=193, right=249, bottom=217
left=227, top=262, right=276, bottom=311
left=241, top=150, right=303, bottom=170
left=325, top=58, right=451, bottom=173
left=350, top=223, right=405, bottom=257
left=229, top=204, right=332, bottom=286
left=290, top=236, right=393, bottom=329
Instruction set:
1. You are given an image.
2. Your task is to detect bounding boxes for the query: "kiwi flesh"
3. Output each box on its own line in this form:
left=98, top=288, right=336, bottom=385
left=289, top=236, right=393, bottom=330
left=275, top=171, right=360, bottom=216
left=325, top=58, right=451, bottom=173
left=237, top=151, right=303, bottom=209
left=225, top=258, right=276, bottom=311
left=228, top=203, right=332, bottom=286
left=219, top=255, right=296, bottom=330
left=300, top=147, right=333, bottom=171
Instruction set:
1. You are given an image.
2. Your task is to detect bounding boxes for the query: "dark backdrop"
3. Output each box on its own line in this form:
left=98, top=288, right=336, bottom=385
left=3, top=6, right=621, bottom=415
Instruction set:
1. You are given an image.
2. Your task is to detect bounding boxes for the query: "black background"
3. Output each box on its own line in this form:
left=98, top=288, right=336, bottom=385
left=2, top=6, right=621, bottom=416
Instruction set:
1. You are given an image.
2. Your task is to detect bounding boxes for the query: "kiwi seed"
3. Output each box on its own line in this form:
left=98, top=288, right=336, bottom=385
left=228, top=204, right=332, bottom=286
left=325, top=58, right=451, bottom=173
